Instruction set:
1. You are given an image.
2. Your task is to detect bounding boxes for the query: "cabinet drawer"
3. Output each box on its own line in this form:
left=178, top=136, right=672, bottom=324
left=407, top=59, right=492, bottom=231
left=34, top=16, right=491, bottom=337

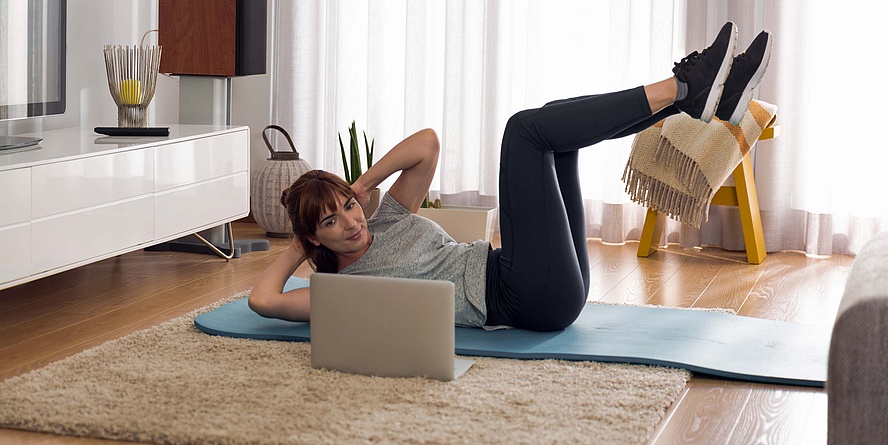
left=0, top=223, right=30, bottom=285
left=154, top=172, right=248, bottom=240
left=31, top=196, right=154, bottom=274
left=154, top=131, right=249, bottom=192
left=31, top=149, right=154, bottom=218
left=0, top=169, right=30, bottom=226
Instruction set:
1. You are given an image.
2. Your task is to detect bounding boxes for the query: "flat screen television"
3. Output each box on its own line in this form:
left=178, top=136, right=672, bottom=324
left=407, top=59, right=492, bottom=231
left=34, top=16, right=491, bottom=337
left=0, top=0, right=66, bottom=149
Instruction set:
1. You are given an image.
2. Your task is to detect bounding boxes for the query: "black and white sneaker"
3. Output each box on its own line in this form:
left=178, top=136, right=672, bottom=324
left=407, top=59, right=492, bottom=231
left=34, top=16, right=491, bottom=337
left=673, top=22, right=738, bottom=122
left=715, top=30, right=773, bottom=125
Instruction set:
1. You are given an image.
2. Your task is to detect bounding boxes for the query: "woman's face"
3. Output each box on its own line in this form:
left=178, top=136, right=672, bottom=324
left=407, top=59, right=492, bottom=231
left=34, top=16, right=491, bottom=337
left=307, top=193, right=371, bottom=256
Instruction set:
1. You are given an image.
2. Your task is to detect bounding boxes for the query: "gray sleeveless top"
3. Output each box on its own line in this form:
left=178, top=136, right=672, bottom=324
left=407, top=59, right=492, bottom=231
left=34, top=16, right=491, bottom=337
left=338, top=193, right=489, bottom=327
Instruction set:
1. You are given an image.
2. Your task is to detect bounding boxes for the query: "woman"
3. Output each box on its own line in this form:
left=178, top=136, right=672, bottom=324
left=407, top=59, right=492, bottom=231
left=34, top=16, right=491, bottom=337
left=249, top=22, right=771, bottom=331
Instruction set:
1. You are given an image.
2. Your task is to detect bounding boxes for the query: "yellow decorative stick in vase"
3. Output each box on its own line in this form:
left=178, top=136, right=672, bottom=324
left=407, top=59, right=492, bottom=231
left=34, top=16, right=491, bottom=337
left=119, top=79, right=142, bottom=105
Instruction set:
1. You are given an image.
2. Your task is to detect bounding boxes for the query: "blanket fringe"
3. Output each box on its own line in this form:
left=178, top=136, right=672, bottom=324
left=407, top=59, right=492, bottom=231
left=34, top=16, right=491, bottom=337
left=622, top=154, right=711, bottom=229
left=652, top=137, right=712, bottom=205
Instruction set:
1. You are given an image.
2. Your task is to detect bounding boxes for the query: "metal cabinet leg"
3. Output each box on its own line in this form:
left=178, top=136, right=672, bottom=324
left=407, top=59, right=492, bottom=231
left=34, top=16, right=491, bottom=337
left=192, top=222, right=236, bottom=261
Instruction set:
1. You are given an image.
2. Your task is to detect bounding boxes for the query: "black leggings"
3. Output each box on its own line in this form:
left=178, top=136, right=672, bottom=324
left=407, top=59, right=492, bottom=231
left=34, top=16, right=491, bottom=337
left=485, top=86, right=679, bottom=331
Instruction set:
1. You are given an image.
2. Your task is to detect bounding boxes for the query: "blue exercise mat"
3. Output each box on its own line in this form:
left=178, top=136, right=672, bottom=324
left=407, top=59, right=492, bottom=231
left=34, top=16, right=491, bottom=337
left=195, top=277, right=830, bottom=387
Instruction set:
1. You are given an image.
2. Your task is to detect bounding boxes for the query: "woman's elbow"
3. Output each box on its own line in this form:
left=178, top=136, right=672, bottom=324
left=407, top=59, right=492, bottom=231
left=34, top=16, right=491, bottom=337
left=248, top=287, right=310, bottom=321
left=248, top=292, right=270, bottom=317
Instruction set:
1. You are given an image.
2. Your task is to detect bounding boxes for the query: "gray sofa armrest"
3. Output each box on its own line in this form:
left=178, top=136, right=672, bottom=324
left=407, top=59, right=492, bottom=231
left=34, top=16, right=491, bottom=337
left=828, top=231, right=888, bottom=445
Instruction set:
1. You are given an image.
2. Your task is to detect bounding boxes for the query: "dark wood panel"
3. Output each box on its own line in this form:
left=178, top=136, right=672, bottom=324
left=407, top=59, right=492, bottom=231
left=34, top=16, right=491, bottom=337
left=158, top=0, right=266, bottom=76
left=159, top=0, right=237, bottom=76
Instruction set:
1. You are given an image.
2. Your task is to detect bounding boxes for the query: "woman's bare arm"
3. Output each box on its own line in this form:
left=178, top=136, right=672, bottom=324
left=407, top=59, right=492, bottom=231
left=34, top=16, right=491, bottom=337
left=248, top=238, right=311, bottom=321
left=351, top=128, right=440, bottom=213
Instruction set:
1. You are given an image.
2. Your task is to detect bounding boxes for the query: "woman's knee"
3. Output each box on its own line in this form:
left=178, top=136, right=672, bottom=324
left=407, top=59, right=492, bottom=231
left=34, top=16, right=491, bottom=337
left=504, top=109, right=543, bottom=145
left=523, top=308, right=583, bottom=331
left=517, top=285, right=586, bottom=331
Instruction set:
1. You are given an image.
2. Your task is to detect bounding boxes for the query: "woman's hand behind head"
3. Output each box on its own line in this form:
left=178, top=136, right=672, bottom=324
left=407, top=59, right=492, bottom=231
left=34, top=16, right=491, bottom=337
left=350, top=180, right=370, bottom=211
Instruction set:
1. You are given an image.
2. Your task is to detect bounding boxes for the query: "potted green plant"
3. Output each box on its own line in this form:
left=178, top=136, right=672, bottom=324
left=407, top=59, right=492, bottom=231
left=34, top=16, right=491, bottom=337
left=339, top=121, right=380, bottom=218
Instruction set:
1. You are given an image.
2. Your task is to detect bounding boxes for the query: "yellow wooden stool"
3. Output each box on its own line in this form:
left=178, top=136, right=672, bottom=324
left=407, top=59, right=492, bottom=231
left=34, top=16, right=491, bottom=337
left=636, top=125, right=781, bottom=265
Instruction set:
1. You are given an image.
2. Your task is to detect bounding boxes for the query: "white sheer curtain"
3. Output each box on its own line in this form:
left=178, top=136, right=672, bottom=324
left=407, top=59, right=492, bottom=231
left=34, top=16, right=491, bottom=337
left=271, top=0, right=887, bottom=255
left=679, top=1, right=888, bottom=256
left=754, top=2, right=888, bottom=255
left=272, top=0, right=683, bottom=239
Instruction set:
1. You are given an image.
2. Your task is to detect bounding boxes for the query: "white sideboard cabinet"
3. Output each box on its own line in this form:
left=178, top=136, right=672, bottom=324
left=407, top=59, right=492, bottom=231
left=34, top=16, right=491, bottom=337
left=0, top=125, right=250, bottom=290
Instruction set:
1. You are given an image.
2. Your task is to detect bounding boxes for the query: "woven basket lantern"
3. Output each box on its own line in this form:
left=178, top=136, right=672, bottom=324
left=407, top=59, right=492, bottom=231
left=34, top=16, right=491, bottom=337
left=103, top=45, right=162, bottom=127
left=251, top=125, right=313, bottom=237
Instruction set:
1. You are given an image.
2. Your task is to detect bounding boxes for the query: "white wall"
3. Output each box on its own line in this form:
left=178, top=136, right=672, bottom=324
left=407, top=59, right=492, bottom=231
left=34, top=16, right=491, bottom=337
left=1, top=0, right=272, bottom=179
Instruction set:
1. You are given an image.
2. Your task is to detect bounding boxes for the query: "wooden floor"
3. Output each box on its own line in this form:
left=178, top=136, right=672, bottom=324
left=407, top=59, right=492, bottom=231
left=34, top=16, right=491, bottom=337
left=0, top=221, right=853, bottom=445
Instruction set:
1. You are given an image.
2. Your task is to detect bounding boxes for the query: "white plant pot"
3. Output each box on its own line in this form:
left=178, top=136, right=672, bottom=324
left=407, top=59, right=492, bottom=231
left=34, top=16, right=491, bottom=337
left=417, top=206, right=497, bottom=243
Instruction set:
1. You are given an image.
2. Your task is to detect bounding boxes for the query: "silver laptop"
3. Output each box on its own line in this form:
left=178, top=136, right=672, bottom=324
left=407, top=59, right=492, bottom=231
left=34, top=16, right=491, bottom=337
left=310, top=273, right=474, bottom=381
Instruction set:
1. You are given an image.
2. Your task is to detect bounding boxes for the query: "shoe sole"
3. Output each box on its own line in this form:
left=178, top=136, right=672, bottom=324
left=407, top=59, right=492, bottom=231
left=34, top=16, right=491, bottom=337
left=727, top=33, right=773, bottom=125
left=701, top=25, right=738, bottom=123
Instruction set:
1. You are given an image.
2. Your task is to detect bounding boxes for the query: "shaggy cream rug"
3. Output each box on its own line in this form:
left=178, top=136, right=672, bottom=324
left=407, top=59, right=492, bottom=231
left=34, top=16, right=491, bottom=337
left=0, top=293, right=690, bottom=445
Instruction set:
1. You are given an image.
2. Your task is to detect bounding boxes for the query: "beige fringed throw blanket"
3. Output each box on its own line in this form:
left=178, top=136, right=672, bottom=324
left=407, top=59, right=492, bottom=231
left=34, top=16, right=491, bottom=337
left=622, top=100, right=778, bottom=228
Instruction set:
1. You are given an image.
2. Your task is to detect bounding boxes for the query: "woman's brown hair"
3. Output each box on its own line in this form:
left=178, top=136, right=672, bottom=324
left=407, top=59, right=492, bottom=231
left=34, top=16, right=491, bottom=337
left=281, top=170, right=355, bottom=273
